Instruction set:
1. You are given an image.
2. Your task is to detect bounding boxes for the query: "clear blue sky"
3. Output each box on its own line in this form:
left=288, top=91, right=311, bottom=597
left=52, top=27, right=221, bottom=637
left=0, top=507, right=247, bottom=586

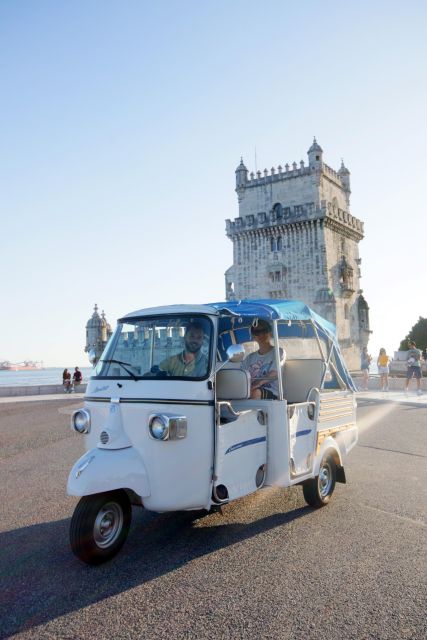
left=1, top=0, right=426, bottom=366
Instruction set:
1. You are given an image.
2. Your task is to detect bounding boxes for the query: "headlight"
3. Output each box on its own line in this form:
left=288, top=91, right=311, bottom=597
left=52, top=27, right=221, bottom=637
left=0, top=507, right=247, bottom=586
left=72, top=409, right=91, bottom=434
left=149, top=415, right=169, bottom=440
left=148, top=414, right=187, bottom=441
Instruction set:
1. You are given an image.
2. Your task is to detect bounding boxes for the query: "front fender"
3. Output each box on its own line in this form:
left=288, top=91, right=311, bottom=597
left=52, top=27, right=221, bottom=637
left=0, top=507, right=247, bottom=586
left=314, top=437, right=343, bottom=477
left=67, top=447, right=151, bottom=498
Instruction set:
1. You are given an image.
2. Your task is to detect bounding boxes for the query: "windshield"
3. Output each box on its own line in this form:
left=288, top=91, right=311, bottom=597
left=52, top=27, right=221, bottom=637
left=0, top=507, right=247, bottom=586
left=94, top=315, right=213, bottom=380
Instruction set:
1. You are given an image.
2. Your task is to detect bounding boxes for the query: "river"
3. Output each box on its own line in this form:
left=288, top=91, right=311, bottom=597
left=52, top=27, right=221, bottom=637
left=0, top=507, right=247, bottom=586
left=0, top=367, right=94, bottom=387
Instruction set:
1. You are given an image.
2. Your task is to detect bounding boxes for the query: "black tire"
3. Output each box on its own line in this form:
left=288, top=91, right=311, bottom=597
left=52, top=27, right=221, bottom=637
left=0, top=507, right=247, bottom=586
left=303, top=453, right=336, bottom=508
left=70, top=490, right=131, bottom=565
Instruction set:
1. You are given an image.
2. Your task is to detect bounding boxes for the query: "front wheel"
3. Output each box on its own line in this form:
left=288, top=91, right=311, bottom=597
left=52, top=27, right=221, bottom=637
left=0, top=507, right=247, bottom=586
left=70, top=490, right=131, bottom=565
left=303, top=454, right=336, bottom=508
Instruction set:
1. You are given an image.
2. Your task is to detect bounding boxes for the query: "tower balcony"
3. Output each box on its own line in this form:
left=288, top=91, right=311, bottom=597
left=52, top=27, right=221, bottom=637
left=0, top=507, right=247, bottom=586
left=340, top=284, right=355, bottom=298
left=268, top=282, right=286, bottom=292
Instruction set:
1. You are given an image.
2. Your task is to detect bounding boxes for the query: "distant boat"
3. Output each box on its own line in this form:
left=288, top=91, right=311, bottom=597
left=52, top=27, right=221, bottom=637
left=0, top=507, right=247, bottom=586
left=0, top=360, right=44, bottom=371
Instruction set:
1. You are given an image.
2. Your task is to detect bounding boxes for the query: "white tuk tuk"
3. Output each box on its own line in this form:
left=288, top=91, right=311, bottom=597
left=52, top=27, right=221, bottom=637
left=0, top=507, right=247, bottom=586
left=68, top=299, right=358, bottom=564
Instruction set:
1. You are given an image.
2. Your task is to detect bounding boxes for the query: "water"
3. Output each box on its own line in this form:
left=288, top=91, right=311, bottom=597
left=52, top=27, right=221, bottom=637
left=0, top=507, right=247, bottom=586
left=0, top=363, right=380, bottom=387
left=0, top=367, right=94, bottom=387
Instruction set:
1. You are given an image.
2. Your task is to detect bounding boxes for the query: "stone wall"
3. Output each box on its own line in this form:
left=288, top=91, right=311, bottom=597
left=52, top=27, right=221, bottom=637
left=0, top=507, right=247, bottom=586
left=0, top=384, right=87, bottom=398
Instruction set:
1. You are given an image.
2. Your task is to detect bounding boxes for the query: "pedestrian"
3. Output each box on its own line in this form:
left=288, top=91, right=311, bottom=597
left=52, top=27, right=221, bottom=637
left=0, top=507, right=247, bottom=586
left=360, top=347, right=372, bottom=391
left=422, top=347, right=427, bottom=362
left=377, top=348, right=390, bottom=391
left=72, top=366, right=83, bottom=391
left=62, top=368, right=71, bottom=392
left=404, top=341, right=423, bottom=395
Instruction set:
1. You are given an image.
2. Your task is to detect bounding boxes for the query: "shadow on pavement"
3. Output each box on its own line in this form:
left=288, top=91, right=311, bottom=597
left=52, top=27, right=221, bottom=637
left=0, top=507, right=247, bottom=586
left=0, top=503, right=309, bottom=638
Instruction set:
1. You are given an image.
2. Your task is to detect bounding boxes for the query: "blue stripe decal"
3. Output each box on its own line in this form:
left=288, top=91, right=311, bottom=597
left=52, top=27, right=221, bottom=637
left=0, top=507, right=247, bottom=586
left=225, top=436, right=267, bottom=455
left=295, top=429, right=312, bottom=438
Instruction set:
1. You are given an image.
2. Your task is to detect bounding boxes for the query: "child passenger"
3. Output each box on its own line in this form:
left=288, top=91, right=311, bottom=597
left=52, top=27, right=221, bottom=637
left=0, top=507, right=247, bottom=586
left=242, top=320, right=285, bottom=399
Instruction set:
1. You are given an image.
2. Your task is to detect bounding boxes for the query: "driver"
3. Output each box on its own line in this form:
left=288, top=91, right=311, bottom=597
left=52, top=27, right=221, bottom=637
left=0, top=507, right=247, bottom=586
left=159, top=321, right=208, bottom=377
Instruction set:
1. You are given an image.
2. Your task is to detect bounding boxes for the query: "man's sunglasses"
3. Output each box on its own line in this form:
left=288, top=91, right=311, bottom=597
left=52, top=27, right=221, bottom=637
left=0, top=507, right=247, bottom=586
left=251, top=328, right=268, bottom=335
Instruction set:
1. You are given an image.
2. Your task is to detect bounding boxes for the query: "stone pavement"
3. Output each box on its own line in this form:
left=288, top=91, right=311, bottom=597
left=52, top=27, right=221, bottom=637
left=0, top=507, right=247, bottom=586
left=356, top=388, right=427, bottom=405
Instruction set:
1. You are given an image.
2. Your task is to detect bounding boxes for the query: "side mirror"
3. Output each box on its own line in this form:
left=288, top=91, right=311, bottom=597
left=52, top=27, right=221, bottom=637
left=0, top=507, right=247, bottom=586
left=209, top=344, right=246, bottom=383
left=88, top=349, right=97, bottom=365
left=226, top=344, right=246, bottom=363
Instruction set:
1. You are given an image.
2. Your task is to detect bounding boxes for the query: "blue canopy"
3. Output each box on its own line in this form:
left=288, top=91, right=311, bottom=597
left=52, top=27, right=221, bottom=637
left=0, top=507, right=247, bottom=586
left=209, top=299, right=356, bottom=391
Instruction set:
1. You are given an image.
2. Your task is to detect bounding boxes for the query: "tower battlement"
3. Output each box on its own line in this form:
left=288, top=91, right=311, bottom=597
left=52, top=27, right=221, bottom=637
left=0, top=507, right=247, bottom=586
left=226, top=200, right=363, bottom=240
left=238, top=160, right=344, bottom=190
left=235, top=138, right=349, bottom=195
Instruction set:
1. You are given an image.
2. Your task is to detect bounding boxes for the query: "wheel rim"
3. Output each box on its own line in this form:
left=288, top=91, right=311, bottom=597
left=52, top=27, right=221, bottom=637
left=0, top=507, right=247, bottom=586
left=93, top=501, right=124, bottom=549
left=318, top=461, right=333, bottom=498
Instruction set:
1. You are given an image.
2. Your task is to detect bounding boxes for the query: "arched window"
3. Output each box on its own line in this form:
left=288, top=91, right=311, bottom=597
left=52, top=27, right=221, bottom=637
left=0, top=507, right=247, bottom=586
left=358, top=295, right=370, bottom=330
left=344, top=304, right=349, bottom=320
left=332, top=197, right=338, bottom=214
left=270, top=237, right=276, bottom=252
left=273, top=203, right=283, bottom=219
left=277, top=236, right=282, bottom=250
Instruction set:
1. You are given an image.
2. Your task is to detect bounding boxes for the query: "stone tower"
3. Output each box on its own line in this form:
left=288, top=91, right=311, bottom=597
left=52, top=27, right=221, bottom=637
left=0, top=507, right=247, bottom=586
left=225, top=139, right=371, bottom=370
left=85, top=304, right=113, bottom=364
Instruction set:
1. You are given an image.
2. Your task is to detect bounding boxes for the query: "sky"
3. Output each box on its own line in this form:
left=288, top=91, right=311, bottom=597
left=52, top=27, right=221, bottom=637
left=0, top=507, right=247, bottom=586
left=1, top=0, right=426, bottom=367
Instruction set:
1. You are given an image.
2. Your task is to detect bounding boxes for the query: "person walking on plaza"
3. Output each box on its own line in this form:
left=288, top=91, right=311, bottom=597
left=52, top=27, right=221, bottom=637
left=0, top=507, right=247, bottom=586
left=377, top=348, right=391, bottom=391
left=360, top=347, right=372, bottom=391
left=62, top=368, right=71, bottom=393
left=72, top=366, right=83, bottom=392
left=404, top=341, right=423, bottom=395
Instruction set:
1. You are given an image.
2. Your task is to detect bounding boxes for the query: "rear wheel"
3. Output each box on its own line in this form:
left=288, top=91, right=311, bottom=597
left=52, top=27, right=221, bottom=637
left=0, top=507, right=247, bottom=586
left=303, top=454, right=336, bottom=508
left=70, top=490, right=131, bottom=565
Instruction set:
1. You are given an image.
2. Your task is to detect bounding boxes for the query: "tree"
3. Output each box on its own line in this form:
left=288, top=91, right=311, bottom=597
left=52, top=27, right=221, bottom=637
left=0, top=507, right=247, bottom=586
left=399, top=316, right=427, bottom=351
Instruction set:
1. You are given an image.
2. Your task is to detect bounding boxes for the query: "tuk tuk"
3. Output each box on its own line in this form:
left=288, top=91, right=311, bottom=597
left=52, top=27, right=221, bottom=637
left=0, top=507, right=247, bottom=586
left=68, top=299, right=357, bottom=564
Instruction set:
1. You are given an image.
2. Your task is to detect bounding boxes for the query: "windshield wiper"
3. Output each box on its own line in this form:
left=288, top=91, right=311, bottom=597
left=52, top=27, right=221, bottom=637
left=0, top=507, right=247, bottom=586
left=100, top=359, right=139, bottom=381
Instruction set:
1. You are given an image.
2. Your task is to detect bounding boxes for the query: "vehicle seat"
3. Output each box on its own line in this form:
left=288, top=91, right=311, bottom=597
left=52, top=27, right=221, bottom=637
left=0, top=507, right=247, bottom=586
left=282, top=359, right=324, bottom=404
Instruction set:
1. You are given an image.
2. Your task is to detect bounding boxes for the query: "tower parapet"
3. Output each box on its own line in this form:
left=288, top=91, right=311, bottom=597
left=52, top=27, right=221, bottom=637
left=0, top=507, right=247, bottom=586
left=226, top=200, right=363, bottom=240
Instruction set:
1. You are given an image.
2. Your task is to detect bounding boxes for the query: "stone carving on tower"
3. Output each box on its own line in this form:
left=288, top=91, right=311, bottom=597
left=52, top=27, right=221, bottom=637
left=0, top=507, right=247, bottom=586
left=85, top=304, right=113, bottom=364
left=225, top=139, right=371, bottom=370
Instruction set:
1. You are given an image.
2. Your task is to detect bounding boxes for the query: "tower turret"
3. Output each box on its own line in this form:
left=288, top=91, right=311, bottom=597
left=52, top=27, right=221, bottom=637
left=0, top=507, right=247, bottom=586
left=85, top=304, right=112, bottom=364
left=101, top=310, right=113, bottom=343
left=235, top=158, right=248, bottom=202
left=338, top=159, right=351, bottom=208
left=307, top=137, right=323, bottom=169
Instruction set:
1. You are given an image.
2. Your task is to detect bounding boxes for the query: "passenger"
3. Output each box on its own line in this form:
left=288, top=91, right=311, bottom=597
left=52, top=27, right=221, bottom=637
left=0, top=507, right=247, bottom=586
left=243, top=320, right=284, bottom=399
left=159, top=321, right=208, bottom=377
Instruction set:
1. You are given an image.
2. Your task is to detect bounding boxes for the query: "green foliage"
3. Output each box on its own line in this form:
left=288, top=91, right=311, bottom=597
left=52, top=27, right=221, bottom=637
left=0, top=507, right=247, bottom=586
left=399, top=316, right=427, bottom=351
